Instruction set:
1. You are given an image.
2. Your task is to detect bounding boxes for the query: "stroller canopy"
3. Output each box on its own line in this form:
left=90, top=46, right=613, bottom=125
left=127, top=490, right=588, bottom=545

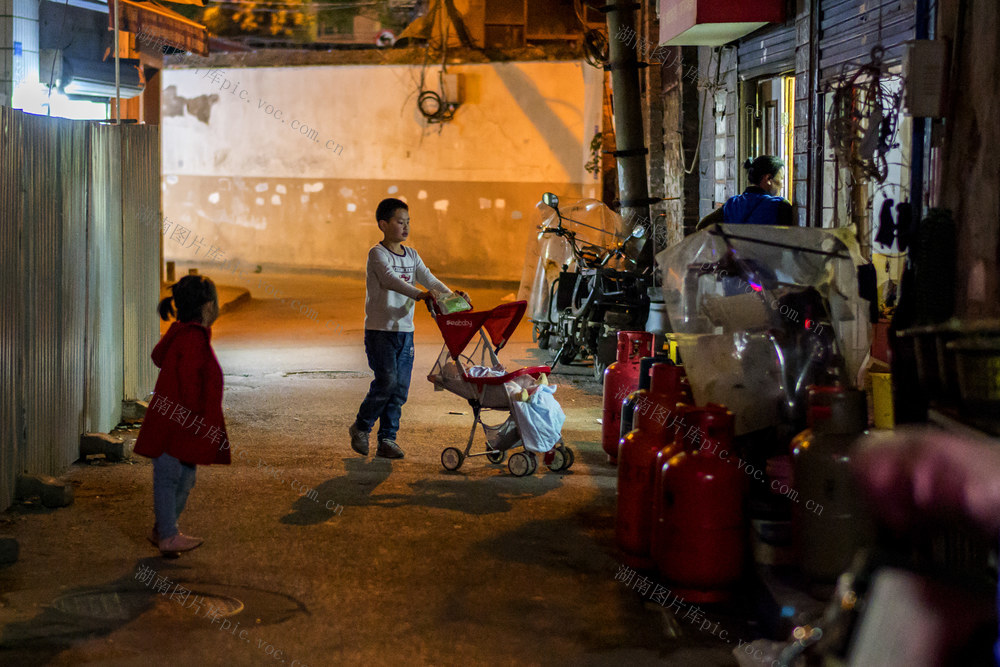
left=436, top=301, right=528, bottom=359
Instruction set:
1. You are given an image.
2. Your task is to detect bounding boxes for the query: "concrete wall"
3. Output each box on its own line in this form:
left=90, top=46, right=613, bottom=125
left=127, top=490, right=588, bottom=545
left=160, top=60, right=602, bottom=282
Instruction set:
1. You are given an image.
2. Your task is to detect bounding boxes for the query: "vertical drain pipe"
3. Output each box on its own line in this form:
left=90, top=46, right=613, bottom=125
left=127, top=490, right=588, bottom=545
left=605, top=1, right=654, bottom=272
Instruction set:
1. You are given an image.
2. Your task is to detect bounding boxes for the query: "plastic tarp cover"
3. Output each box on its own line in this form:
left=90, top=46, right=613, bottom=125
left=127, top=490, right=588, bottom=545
left=517, top=198, right=630, bottom=325
left=505, top=383, right=565, bottom=453
left=656, top=224, right=871, bottom=435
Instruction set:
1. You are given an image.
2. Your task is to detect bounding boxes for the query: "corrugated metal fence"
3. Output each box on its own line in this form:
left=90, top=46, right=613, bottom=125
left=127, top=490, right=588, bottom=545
left=0, top=107, right=160, bottom=510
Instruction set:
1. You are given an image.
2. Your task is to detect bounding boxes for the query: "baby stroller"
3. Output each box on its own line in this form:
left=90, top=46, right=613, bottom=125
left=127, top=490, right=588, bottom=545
left=426, top=296, right=575, bottom=477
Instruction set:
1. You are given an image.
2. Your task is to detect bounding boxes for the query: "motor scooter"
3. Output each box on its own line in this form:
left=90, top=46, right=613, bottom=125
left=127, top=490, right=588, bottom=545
left=517, top=193, right=652, bottom=378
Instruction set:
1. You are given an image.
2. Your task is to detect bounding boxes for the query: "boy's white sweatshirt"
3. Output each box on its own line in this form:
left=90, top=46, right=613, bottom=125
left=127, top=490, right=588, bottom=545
left=365, top=243, right=449, bottom=332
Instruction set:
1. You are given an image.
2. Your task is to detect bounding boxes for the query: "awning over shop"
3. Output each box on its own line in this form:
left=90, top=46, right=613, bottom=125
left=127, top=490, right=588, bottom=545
left=658, top=0, right=785, bottom=46
left=109, top=0, right=209, bottom=56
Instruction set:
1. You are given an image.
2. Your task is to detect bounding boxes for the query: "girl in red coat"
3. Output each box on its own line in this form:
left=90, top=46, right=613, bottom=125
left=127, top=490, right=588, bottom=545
left=134, top=276, right=231, bottom=556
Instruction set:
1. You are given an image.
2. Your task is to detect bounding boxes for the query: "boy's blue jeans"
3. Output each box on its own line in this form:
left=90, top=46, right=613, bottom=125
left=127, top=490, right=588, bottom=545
left=355, top=330, right=414, bottom=442
left=153, top=452, right=197, bottom=540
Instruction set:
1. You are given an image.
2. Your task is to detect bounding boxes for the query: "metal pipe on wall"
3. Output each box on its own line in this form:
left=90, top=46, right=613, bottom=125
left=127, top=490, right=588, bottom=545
left=605, top=1, right=653, bottom=271
left=809, top=0, right=823, bottom=229
left=114, top=0, right=121, bottom=123
left=908, top=0, right=932, bottom=225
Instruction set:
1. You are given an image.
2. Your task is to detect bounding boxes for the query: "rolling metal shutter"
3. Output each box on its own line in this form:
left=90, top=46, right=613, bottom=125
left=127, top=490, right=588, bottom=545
left=819, top=0, right=916, bottom=80
left=737, top=21, right=796, bottom=79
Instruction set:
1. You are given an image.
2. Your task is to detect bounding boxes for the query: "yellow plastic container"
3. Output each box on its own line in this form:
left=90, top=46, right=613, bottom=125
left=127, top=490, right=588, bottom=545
left=667, top=338, right=679, bottom=365
left=870, top=372, right=895, bottom=429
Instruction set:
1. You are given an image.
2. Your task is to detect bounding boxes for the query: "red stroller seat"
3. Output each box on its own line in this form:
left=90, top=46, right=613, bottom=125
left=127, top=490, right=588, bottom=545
left=426, top=298, right=574, bottom=476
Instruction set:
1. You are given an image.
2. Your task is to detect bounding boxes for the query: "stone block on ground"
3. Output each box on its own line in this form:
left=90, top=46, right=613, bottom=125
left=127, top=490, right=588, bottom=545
left=0, top=536, right=19, bottom=565
left=80, top=432, right=132, bottom=462
left=15, top=473, right=74, bottom=508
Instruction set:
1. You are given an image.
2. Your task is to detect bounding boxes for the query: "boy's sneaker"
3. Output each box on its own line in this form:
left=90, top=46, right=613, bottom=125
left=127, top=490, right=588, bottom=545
left=376, top=439, right=405, bottom=459
left=349, top=423, right=370, bottom=456
left=158, top=533, right=203, bottom=555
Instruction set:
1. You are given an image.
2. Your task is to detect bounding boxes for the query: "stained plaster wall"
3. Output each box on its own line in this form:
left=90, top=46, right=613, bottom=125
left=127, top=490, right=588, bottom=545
left=160, top=60, right=602, bottom=282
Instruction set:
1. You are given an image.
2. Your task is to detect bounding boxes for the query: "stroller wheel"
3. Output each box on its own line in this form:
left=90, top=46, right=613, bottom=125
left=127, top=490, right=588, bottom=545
left=508, top=452, right=532, bottom=477
left=526, top=452, right=538, bottom=475
left=486, top=448, right=506, bottom=464
left=546, top=447, right=567, bottom=472
left=441, top=447, right=464, bottom=471
left=564, top=446, right=575, bottom=470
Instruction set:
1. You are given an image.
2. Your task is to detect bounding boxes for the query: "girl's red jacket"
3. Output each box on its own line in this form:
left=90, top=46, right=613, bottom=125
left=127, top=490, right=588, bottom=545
left=134, top=321, right=232, bottom=465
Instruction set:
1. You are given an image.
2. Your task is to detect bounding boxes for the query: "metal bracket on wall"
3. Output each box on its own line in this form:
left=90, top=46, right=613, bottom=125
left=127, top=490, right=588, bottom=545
left=620, top=197, right=663, bottom=209
left=605, top=61, right=649, bottom=71
left=609, top=147, right=648, bottom=158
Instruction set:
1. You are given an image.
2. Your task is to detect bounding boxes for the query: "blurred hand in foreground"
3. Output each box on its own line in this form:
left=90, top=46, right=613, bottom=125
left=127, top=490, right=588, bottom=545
left=852, top=428, right=1000, bottom=534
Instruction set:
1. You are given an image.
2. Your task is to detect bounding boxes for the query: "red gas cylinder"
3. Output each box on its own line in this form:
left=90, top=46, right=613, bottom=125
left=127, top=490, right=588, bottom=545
left=653, top=405, right=745, bottom=603
left=616, top=363, right=687, bottom=568
left=649, top=403, right=726, bottom=567
left=680, top=374, right=694, bottom=403
left=602, top=331, right=654, bottom=464
left=620, top=355, right=673, bottom=443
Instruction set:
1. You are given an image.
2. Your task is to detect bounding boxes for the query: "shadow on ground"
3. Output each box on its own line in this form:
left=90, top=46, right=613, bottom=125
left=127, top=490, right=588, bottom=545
left=280, top=456, right=570, bottom=524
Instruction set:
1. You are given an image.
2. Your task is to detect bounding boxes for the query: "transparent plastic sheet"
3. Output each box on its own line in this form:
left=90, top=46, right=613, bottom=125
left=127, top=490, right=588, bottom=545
left=656, top=224, right=871, bottom=434
left=517, top=198, right=630, bottom=324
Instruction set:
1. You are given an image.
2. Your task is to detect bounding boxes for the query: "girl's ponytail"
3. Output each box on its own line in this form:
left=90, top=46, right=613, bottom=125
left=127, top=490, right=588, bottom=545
left=159, top=275, right=217, bottom=323
left=158, top=296, right=175, bottom=321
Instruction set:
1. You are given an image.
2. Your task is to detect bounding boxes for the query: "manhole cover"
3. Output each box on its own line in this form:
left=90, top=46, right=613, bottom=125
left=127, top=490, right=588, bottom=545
left=51, top=590, right=243, bottom=621
left=281, top=370, right=371, bottom=379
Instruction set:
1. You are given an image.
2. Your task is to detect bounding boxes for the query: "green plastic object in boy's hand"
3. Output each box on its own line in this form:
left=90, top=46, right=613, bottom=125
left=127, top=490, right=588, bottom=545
left=434, top=291, right=472, bottom=314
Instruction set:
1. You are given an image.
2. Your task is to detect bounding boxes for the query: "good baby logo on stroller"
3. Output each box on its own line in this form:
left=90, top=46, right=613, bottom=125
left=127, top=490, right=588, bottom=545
left=425, top=294, right=574, bottom=477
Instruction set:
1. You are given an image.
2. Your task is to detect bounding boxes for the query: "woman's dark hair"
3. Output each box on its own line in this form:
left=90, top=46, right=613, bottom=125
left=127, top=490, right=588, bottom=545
left=743, top=155, right=784, bottom=186
left=376, top=197, right=408, bottom=223
left=158, top=275, right=218, bottom=322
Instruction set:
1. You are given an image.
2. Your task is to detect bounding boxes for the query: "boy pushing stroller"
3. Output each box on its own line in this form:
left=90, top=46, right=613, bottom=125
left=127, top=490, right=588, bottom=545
left=348, top=197, right=470, bottom=459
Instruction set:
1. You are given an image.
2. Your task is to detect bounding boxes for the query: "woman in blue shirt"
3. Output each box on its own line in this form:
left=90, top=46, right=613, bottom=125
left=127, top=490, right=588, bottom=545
left=697, top=155, right=794, bottom=230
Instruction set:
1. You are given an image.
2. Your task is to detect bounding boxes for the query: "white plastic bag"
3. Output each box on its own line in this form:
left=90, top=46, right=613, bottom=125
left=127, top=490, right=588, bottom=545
left=506, top=382, right=565, bottom=453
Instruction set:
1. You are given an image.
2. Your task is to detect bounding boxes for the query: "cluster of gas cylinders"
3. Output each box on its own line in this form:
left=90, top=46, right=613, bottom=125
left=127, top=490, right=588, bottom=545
left=603, top=331, right=873, bottom=602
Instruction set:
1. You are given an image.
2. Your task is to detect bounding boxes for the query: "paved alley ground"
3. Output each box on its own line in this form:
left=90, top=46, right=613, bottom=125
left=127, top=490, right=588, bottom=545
left=0, top=271, right=744, bottom=666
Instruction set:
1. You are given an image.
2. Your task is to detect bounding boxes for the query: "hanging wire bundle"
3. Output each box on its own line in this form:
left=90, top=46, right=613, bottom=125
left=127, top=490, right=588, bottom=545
left=826, top=47, right=902, bottom=184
